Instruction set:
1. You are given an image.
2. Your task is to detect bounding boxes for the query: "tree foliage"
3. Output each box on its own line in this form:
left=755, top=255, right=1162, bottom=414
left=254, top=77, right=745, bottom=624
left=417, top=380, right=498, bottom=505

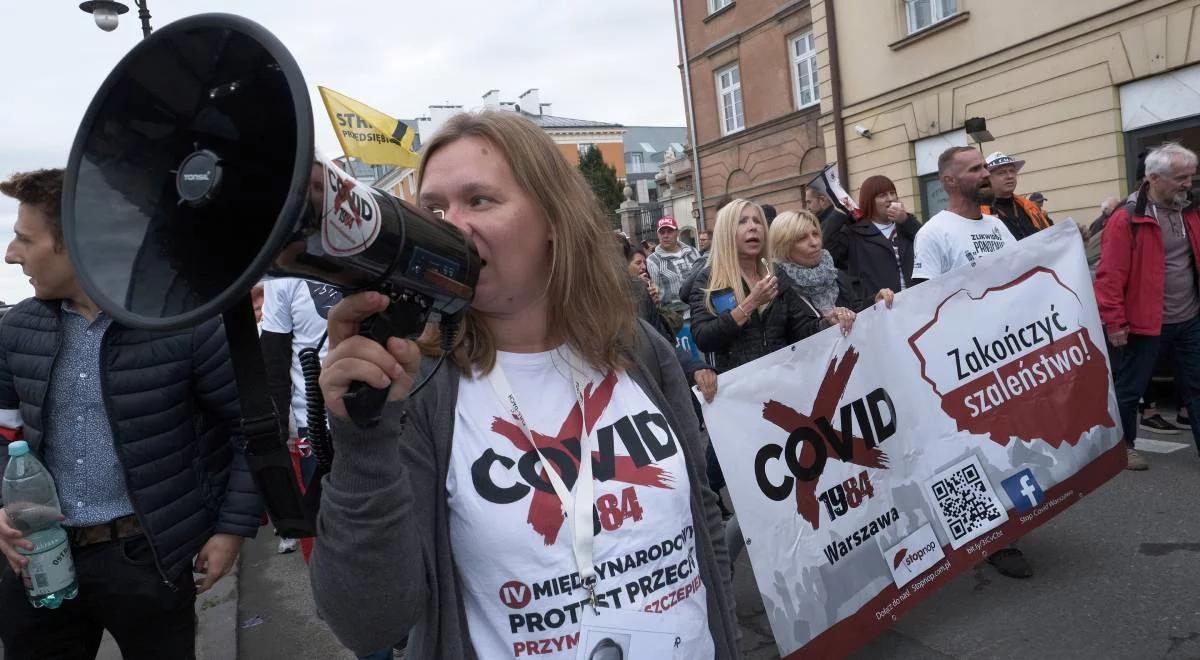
left=577, top=146, right=625, bottom=212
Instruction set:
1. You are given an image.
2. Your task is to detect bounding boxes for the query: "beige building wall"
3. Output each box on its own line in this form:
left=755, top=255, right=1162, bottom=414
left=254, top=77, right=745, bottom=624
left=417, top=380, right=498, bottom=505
left=816, top=0, right=1200, bottom=224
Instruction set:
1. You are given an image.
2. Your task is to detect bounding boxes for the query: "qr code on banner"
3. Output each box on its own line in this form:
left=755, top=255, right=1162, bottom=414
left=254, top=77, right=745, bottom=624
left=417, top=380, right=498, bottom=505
left=924, top=455, right=1009, bottom=550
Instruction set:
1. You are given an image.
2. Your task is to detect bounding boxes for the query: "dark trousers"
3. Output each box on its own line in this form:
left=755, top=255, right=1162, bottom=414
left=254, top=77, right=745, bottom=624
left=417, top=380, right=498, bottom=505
left=0, top=534, right=196, bottom=660
left=1114, top=316, right=1200, bottom=453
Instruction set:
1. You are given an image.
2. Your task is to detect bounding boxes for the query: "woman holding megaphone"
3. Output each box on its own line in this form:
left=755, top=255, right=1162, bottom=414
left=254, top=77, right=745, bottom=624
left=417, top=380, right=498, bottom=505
left=311, top=111, right=740, bottom=659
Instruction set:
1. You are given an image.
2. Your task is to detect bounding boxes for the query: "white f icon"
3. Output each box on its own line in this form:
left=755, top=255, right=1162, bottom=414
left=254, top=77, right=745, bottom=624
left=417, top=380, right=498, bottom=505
left=1019, top=475, right=1038, bottom=508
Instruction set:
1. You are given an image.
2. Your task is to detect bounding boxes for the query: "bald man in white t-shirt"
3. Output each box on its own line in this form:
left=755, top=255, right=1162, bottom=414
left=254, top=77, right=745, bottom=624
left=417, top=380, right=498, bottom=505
left=911, top=147, right=1033, bottom=581
left=913, top=147, right=1017, bottom=281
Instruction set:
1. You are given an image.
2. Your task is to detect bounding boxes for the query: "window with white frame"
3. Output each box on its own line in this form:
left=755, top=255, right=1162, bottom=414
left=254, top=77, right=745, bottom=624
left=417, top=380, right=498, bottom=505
left=906, top=0, right=957, bottom=34
left=716, top=64, right=745, bottom=136
left=790, top=31, right=820, bottom=109
left=577, top=143, right=595, bottom=159
left=708, top=0, right=732, bottom=15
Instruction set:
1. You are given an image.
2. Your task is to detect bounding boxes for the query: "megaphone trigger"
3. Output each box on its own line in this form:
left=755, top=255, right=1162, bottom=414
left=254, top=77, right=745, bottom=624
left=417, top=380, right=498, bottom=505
left=342, top=294, right=433, bottom=428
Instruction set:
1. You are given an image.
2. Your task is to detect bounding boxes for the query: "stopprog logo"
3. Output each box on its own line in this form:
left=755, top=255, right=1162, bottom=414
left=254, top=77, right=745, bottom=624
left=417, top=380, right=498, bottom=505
left=908, top=267, right=1115, bottom=447
left=755, top=347, right=896, bottom=529
left=474, top=371, right=677, bottom=545
left=881, top=523, right=945, bottom=589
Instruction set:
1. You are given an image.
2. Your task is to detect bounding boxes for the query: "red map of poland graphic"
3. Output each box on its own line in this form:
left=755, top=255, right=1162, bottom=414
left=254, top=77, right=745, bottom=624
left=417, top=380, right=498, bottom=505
left=761, top=348, right=888, bottom=529
left=491, top=371, right=674, bottom=545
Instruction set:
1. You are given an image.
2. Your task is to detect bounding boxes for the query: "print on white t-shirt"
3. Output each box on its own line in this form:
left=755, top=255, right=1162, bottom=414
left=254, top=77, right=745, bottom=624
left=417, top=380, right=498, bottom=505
left=447, top=350, right=714, bottom=659
left=911, top=210, right=1017, bottom=280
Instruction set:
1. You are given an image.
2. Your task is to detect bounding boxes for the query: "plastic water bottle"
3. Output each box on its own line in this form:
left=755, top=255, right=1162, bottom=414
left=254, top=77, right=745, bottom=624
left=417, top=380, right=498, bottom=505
left=2, top=441, right=78, bottom=608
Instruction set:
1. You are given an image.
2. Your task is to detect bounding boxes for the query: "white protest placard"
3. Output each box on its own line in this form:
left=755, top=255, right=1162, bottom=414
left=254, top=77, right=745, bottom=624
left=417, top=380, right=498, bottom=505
left=700, top=223, right=1124, bottom=658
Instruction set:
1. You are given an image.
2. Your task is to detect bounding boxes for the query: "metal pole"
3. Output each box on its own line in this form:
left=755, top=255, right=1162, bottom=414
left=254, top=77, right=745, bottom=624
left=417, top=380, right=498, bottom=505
left=135, top=0, right=152, bottom=38
left=826, top=0, right=850, bottom=187
left=673, top=0, right=706, bottom=232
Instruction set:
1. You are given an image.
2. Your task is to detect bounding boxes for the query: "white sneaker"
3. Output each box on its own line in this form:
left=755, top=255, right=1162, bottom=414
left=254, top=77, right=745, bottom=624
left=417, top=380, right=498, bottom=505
left=277, top=538, right=298, bottom=554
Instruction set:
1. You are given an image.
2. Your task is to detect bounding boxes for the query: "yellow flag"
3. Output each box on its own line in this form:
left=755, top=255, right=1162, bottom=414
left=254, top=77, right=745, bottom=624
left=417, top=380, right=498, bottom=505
left=319, top=86, right=419, bottom=168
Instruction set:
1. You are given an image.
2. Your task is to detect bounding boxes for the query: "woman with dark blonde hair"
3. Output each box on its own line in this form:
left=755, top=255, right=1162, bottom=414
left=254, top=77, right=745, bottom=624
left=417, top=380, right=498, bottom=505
left=771, top=210, right=895, bottom=314
left=311, top=111, right=739, bottom=658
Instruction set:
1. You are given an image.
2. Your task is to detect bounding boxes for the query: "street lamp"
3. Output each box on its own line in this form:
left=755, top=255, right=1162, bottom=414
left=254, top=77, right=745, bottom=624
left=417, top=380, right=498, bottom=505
left=79, top=1, right=153, bottom=39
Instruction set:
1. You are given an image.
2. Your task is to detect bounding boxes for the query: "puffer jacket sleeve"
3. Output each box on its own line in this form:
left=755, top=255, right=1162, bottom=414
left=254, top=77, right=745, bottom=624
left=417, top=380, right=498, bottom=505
left=0, top=319, right=16, bottom=499
left=191, top=318, right=263, bottom=537
left=688, top=268, right=744, bottom=353
left=781, top=280, right=825, bottom=344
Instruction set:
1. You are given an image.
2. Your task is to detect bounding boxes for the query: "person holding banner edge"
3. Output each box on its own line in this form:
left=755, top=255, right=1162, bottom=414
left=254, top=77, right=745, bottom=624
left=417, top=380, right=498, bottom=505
left=310, top=111, right=739, bottom=658
left=1095, top=142, right=1200, bottom=470
left=688, top=199, right=858, bottom=565
left=910, top=146, right=1034, bottom=580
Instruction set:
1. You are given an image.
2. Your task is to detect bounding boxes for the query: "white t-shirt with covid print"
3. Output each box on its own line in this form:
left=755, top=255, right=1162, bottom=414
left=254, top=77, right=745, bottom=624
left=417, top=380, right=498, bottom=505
left=446, top=349, right=714, bottom=659
left=912, top=210, right=1017, bottom=280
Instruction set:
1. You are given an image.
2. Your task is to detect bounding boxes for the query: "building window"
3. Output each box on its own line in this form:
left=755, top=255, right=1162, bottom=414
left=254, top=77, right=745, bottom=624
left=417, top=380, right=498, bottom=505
left=577, top=143, right=595, bottom=159
left=790, top=32, right=820, bottom=109
left=630, top=152, right=644, bottom=172
left=708, top=0, right=732, bottom=15
left=918, top=172, right=951, bottom=218
left=906, top=0, right=957, bottom=34
left=716, top=64, right=745, bottom=136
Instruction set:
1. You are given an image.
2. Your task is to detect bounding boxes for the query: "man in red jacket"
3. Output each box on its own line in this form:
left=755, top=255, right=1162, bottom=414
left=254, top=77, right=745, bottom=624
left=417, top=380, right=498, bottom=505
left=1095, top=142, right=1200, bottom=471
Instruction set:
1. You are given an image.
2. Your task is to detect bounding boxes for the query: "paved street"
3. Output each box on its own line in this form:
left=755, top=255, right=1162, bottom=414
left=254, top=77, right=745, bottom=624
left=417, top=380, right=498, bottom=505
left=229, top=430, right=1200, bottom=659
left=740, top=430, right=1200, bottom=659
left=3, top=430, right=1196, bottom=660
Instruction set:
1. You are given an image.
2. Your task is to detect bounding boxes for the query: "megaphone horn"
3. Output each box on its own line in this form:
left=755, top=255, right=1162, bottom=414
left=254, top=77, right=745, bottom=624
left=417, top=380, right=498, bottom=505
left=62, top=13, right=481, bottom=537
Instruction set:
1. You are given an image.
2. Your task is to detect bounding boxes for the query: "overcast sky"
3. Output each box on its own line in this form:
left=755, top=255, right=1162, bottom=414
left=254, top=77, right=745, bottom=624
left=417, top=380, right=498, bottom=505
left=0, top=0, right=685, bottom=304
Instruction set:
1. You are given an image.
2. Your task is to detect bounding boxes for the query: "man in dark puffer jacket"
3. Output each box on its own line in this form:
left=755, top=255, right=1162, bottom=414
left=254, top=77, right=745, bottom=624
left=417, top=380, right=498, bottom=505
left=0, top=169, right=261, bottom=659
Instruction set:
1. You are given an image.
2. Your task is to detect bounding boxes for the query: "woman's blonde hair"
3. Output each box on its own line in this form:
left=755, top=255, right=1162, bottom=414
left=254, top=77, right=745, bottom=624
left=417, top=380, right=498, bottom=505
left=704, top=198, right=771, bottom=314
left=769, top=210, right=822, bottom=264
left=417, top=111, right=634, bottom=374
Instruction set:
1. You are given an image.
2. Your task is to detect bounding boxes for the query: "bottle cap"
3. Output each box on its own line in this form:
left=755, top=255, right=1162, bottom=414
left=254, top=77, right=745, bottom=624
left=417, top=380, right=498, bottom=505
left=7, top=441, right=28, bottom=457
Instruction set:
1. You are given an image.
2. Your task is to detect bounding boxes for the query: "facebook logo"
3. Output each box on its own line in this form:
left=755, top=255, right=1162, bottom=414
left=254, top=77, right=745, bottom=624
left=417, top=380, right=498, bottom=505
left=1001, top=469, right=1045, bottom=514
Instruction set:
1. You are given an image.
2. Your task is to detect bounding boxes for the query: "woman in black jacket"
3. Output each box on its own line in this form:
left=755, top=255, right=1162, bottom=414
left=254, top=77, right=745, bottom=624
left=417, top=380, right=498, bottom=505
left=827, top=174, right=919, bottom=300
left=687, top=199, right=837, bottom=374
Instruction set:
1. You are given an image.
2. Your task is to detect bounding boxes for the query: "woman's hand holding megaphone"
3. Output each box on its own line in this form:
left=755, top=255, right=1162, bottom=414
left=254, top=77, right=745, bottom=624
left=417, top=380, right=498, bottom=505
left=321, top=292, right=424, bottom=419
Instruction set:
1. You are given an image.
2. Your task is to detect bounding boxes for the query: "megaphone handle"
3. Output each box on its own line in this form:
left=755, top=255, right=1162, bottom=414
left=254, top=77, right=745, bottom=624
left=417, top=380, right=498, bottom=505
left=343, top=300, right=430, bottom=428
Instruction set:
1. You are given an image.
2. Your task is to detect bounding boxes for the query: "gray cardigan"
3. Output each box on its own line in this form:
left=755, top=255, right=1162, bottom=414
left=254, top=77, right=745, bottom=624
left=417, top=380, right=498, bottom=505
left=310, top=322, right=742, bottom=658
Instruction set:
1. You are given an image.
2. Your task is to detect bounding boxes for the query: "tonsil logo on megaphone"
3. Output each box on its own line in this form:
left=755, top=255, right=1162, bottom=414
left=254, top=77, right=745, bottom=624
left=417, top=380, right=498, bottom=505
left=321, top=157, right=381, bottom=257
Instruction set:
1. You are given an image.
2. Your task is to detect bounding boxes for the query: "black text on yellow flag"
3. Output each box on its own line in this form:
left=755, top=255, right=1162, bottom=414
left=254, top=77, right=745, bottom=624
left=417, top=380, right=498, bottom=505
left=319, top=86, right=419, bottom=168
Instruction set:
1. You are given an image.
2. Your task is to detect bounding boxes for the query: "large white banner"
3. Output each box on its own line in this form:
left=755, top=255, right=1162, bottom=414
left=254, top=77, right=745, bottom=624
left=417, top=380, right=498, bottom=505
left=700, top=223, right=1124, bottom=658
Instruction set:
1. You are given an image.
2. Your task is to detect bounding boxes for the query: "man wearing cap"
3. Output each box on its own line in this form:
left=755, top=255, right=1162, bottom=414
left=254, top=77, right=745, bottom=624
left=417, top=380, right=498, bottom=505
left=1028, top=192, right=1048, bottom=209
left=646, top=216, right=703, bottom=313
left=981, top=152, right=1054, bottom=241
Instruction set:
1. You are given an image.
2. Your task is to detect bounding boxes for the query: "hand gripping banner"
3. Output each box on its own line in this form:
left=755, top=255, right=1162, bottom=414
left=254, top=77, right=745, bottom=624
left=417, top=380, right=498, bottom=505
left=700, top=223, right=1124, bottom=658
